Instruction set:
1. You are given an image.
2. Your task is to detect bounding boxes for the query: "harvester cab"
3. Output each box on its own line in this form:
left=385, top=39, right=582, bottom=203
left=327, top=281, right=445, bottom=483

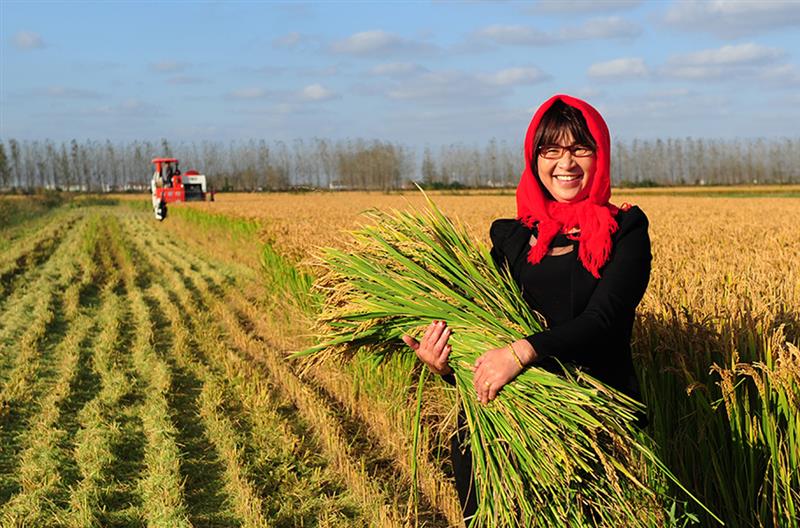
left=150, top=157, right=208, bottom=220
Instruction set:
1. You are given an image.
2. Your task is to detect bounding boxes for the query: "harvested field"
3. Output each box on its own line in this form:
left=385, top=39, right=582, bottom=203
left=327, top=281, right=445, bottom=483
left=2, top=191, right=799, bottom=527
left=0, top=201, right=415, bottom=527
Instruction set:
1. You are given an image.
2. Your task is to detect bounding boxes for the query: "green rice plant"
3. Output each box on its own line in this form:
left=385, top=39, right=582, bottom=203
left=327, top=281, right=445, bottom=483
left=636, top=306, right=799, bottom=528
left=166, top=205, right=260, bottom=240
left=260, top=242, right=319, bottom=315
left=298, top=194, right=718, bottom=527
left=718, top=355, right=799, bottom=528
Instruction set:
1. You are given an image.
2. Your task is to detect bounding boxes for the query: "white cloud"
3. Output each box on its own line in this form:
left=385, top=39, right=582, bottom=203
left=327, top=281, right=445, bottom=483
left=150, top=61, right=188, bottom=73
left=38, top=86, right=102, bottom=99
left=386, top=71, right=504, bottom=101
left=663, top=0, right=800, bottom=38
left=531, top=0, right=641, bottom=14
left=776, top=92, right=800, bottom=106
left=662, top=43, right=785, bottom=80
left=600, top=92, right=732, bottom=126
left=94, top=99, right=162, bottom=117
left=384, top=66, right=549, bottom=104
left=572, top=87, right=604, bottom=100
left=562, top=16, right=642, bottom=40
left=273, top=32, right=304, bottom=49
left=299, top=65, right=341, bottom=77
left=647, top=87, right=691, bottom=98
left=472, top=25, right=555, bottom=46
left=588, top=57, right=649, bottom=79
left=330, top=30, right=435, bottom=57
left=760, top=63, right=800, bottom=87
left=370, top=62, right=428, bottom=77
left=229, top=87, right=269, bottom=99
left=472, top=17, right=640, bottom=48
left=167, top=75, right=209, bottom=85
left=299, top=83, right=338, bottom=101
left=670, top=43, right=783, bottom=66
left=481, top=67, right=550, bottom=86
left=12, top=31, right=45, bottom=50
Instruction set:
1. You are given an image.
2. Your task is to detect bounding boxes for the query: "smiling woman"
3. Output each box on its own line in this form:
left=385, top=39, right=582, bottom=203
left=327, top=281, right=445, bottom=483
left=406, top=94, right=653, bottom=524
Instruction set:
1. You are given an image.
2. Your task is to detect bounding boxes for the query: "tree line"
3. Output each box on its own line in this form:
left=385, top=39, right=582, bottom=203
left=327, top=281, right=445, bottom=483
left=0, top=136, right=797, bottom=192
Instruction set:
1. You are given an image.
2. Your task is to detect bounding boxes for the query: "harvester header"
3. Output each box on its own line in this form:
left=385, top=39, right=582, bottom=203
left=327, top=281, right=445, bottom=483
left=150, top=157, right=210, bottom=220
left=151, top=158, right=207, bottom=203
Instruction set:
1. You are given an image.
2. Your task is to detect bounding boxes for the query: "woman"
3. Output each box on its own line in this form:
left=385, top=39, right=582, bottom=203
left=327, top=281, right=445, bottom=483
left=402, top=94, right=652, bottom=522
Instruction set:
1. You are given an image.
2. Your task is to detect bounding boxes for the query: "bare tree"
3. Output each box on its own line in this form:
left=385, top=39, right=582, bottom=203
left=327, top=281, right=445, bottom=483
left=0, top=142, right=10, bottom=190
left=421, top=146, right=438, bottom=185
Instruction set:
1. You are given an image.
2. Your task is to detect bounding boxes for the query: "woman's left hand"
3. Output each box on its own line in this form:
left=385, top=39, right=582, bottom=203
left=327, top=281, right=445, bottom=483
left=473, top=340, right=536, bottom=404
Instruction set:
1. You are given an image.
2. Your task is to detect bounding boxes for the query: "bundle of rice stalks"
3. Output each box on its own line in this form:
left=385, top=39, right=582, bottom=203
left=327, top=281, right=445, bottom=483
left=297, top=194, right=717, bottom=527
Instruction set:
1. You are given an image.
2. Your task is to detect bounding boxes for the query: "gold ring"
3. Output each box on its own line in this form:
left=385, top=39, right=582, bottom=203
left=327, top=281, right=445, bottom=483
left=484, top=381, right=490, bottom=387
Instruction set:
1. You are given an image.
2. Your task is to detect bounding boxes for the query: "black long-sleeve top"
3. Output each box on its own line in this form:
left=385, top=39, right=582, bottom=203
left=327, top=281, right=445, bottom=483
left=490, top=206, right=652, bottom=397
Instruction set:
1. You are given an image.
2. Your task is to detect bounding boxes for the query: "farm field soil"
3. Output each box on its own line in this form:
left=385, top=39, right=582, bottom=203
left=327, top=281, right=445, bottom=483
left=0, top=203, right=448, bottom=527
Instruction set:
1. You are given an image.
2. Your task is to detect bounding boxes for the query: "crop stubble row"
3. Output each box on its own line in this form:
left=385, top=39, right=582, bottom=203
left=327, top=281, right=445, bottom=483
left=0, top=208, right=397, bottom=527
left=123, top=211, right=427, bottom=527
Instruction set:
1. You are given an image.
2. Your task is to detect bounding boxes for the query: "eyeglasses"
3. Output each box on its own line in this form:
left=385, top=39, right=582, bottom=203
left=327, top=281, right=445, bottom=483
left=537, top=144, right=595, bottom=160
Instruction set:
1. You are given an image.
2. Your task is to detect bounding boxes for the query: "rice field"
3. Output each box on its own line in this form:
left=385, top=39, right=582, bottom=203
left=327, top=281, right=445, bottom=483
left=1, top=189, right=798, bottom=527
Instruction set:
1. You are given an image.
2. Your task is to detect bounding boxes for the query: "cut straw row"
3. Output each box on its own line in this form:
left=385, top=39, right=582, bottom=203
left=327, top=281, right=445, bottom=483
left=0, top=220, right=99, bottom=525
left=122, top=214, right=400, bottom=527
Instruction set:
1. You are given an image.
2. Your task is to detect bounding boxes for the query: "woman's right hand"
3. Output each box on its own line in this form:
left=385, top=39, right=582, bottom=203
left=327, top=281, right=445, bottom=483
left=402, top=320, right=453, bottom=376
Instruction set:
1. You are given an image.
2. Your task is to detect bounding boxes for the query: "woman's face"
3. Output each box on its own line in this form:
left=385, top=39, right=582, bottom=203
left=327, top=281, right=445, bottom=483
left=536, top=130, right=596, bottom=204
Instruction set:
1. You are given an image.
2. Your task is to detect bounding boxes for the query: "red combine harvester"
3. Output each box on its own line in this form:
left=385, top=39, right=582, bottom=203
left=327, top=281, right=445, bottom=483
left=151, top=158, right=207, bottom=203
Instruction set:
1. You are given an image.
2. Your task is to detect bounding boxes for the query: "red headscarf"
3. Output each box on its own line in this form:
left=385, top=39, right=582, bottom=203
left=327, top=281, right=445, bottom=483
left=516, top=94, right=625, bottom=279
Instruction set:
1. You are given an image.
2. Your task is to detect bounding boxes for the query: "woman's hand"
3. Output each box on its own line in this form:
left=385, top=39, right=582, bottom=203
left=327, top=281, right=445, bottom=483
left=473, top=340, right=536, bottom=404
left=402, top=320, right=453, bottom=376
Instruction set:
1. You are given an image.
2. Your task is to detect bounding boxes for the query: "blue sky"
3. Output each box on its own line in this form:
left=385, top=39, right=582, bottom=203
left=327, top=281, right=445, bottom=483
left=2, top=0, right=799, bottom=149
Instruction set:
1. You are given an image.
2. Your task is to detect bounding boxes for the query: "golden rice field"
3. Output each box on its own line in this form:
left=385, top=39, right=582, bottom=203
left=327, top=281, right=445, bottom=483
left=1, top=189, right=798, bottom=527
left=178, top=190, right=800, bottom=349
